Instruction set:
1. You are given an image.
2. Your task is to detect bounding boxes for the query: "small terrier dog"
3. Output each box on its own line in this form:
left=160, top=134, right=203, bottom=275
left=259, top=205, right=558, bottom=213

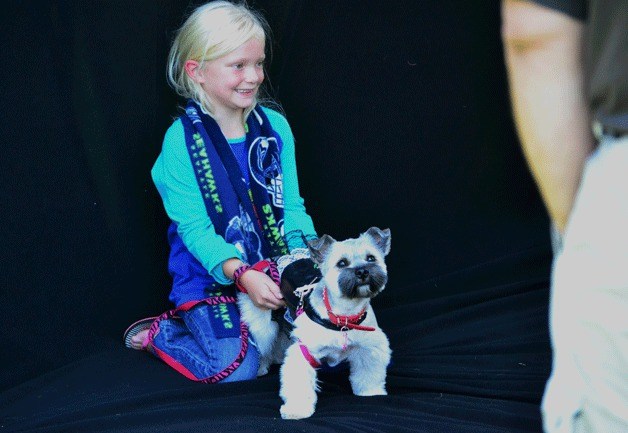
left=238, top=227, right=392, bottom=420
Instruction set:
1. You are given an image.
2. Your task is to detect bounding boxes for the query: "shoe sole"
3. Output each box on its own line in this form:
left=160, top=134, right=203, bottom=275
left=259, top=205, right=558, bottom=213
left=123, top=317, right=156, bottom=349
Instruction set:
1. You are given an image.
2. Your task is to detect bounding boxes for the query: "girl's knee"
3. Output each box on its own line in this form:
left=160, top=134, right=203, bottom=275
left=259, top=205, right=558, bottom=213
left=222, top=343, right=259, bottom=382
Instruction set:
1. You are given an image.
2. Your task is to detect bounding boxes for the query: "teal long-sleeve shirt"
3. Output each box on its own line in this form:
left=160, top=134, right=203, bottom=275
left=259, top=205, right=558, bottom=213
left=152, top=106, right=316, bottom=285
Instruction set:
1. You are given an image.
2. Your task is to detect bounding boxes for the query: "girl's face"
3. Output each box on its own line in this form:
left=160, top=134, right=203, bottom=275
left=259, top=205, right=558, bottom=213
left=198, top=38, right=265, bottom=118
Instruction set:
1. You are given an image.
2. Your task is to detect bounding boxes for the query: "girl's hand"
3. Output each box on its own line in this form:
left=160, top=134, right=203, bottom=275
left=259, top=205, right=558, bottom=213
left=239, top=270, right=285, bottom=310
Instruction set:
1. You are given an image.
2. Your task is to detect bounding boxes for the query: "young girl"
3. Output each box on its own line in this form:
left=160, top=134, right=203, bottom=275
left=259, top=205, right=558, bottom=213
left=124, top=0, right=317, bottom=383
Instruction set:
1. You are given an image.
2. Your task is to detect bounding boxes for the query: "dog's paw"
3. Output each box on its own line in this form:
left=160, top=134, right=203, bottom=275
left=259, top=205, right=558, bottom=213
left=354, top=388, right=387, bottom=397
left=280, top=404, right=315, bottom=420
left=257, top=364, right=270, bottom=377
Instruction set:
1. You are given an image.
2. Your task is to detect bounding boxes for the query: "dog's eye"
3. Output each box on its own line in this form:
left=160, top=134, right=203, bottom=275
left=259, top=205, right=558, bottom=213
left=366, top=255, right=376, bottom=262
left=336, top=259, right=348, bottom=268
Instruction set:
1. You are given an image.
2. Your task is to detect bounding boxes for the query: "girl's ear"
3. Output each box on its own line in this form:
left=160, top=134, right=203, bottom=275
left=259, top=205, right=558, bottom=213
left=184, top=60, right=204, bottom=83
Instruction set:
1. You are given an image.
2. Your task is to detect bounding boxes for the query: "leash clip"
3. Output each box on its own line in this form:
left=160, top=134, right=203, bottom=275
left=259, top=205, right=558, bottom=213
left=293, top=278, right=318, bottom=317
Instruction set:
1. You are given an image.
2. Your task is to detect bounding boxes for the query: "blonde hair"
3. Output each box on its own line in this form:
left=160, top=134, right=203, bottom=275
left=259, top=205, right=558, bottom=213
left=167, top=1, right=271, bottom=121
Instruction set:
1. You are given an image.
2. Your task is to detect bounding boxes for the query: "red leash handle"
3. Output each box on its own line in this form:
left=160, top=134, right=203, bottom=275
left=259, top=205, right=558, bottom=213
left=234, top=259, right=280, bottom=293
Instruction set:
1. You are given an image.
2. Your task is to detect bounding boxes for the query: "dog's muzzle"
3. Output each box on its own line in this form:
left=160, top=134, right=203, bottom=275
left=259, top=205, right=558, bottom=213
left=355, top=267, right=370, bottom=282
left=339, top=265, right=387, bottom=298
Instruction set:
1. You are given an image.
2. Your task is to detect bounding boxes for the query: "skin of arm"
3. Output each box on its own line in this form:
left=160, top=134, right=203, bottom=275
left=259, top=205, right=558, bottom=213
left=501, top=0, right=595, bottom=233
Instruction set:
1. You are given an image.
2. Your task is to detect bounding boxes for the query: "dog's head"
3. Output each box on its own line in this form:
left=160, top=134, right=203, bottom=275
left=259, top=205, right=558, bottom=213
left=307, top=227, right=391, bottom=299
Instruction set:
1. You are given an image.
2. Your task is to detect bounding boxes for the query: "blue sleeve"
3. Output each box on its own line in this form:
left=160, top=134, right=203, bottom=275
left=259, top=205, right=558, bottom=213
left=262, top=107, right=318, bottom=243
left=151, top=119, right=242, bottom=285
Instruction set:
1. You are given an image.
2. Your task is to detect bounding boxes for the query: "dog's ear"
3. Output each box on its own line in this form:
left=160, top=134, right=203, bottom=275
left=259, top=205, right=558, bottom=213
left=307, top=234, right=336, bottom=265
left=365, top=227, right=391, bottom=256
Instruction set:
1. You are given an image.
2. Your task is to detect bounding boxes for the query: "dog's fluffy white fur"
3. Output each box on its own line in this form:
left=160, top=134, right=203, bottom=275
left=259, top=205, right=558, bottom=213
left=238, top=227, right=392, bottom=420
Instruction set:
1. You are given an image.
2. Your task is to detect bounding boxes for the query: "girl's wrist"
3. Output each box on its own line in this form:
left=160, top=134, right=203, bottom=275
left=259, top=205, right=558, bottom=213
left=233, top=264, right=252, bottom=293
left=232, top=260, right=279, bottom=294
left=222, top=258, right=246, bottom=281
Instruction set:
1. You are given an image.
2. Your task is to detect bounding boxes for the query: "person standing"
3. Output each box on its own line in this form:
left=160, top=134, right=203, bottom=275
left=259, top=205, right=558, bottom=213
left=501, top=1, right=627, bottom=432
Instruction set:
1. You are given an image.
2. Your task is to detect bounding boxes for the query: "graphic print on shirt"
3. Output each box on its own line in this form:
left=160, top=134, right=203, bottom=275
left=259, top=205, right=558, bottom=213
left=224, top=204, right=263, bottom=264
left=248, top=137, right=284, bottom=207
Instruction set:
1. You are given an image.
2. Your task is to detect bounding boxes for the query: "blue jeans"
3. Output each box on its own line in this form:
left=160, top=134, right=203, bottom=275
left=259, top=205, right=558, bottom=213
left=152, top=303, right=259, bottom=383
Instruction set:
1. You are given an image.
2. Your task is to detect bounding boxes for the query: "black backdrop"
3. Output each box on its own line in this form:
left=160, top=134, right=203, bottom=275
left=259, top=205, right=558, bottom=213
left=1, top=2, right=553, bottom=431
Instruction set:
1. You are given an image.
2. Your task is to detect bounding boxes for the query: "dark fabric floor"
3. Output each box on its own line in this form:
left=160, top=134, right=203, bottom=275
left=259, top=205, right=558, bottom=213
left=1, top=248, right=552, bottom=433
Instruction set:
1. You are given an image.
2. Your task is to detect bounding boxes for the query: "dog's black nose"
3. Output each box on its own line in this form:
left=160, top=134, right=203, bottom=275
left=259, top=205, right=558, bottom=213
left=355, top=268, right=369, bottom=280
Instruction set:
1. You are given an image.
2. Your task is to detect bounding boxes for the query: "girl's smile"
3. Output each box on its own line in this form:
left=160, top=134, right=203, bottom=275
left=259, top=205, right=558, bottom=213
left=196, top=38, right=265, bottom=119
